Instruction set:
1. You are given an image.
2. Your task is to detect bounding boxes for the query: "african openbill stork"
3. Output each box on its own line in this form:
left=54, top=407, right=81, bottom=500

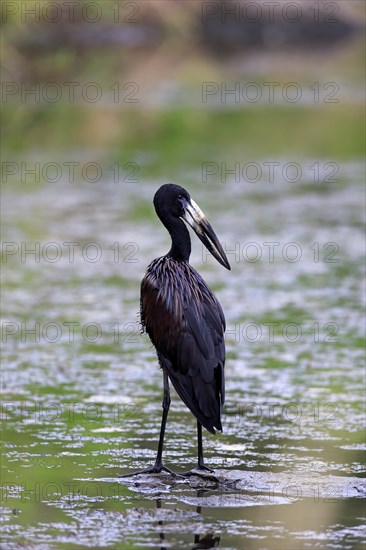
left=123, top=184, right=230, bottom=476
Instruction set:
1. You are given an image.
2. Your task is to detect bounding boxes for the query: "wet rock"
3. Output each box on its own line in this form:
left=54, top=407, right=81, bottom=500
left=118, top=468, right=366, bottom=507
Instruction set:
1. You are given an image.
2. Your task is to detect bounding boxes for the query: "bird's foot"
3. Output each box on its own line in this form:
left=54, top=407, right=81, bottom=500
left=181, top=463, right=215, bottom=477
left=119, top=462, right=179, bottom=478
left=198, top=463, right=215, bottom=473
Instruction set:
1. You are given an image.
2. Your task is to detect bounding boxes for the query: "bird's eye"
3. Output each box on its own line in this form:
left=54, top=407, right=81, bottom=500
left=178, top=194, right=183, bottom=200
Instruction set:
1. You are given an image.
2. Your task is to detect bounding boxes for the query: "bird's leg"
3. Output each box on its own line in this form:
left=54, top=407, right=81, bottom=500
left=181, top=421, right=215, bottom=477
left=152, top=370, right=173, bottom=472
left=119, top=371, right=178, bottom=477
left=197, top=421, right=214, bottom=472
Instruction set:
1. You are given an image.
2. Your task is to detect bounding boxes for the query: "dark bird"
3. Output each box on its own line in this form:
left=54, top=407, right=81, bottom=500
left=123, top=184, right=230, bottom=476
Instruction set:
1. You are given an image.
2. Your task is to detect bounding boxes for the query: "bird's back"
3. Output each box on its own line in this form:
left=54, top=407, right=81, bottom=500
left=140, top=256, right=226, bottom=433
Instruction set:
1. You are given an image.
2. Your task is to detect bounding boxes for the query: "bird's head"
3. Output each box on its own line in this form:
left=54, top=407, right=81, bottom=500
left=153, top=183, right=231, bottom=270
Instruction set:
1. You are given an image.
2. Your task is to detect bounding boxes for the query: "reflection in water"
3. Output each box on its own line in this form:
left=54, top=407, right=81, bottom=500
left=156, top=493, right=221, bottom=550
left=192, top=491, right=220, bottom=549
left=156, top=498, right=167, bottom=550
left=192, top=533, right=220, bottom=550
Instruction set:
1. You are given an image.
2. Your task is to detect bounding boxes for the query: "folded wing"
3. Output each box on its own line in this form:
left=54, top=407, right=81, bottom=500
left=141, top=258, right=226, bottom=434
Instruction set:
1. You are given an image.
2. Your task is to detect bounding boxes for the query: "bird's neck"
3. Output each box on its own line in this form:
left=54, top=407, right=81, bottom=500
left=166, top=217, right=191, bottom=262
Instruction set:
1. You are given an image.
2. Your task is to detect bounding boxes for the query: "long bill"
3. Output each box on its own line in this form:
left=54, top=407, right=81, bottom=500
left=182, top=199, right=231, bottom=270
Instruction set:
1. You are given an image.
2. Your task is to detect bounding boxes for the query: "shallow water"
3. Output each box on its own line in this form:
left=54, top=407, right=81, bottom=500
left=1, top=154, right=365, bottom=549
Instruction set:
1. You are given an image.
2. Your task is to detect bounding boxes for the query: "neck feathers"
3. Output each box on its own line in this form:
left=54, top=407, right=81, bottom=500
left=166, top=217, right=191, bottom=262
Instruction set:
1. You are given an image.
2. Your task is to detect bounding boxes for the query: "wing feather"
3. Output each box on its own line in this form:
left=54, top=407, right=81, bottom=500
left=141, top=257, right=226, bottom=433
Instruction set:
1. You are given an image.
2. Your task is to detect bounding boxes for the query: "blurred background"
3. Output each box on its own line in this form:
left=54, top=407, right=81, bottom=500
left=1, top=1, right=365, bottom=549
left=2, top=0, right=365, bottom=173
